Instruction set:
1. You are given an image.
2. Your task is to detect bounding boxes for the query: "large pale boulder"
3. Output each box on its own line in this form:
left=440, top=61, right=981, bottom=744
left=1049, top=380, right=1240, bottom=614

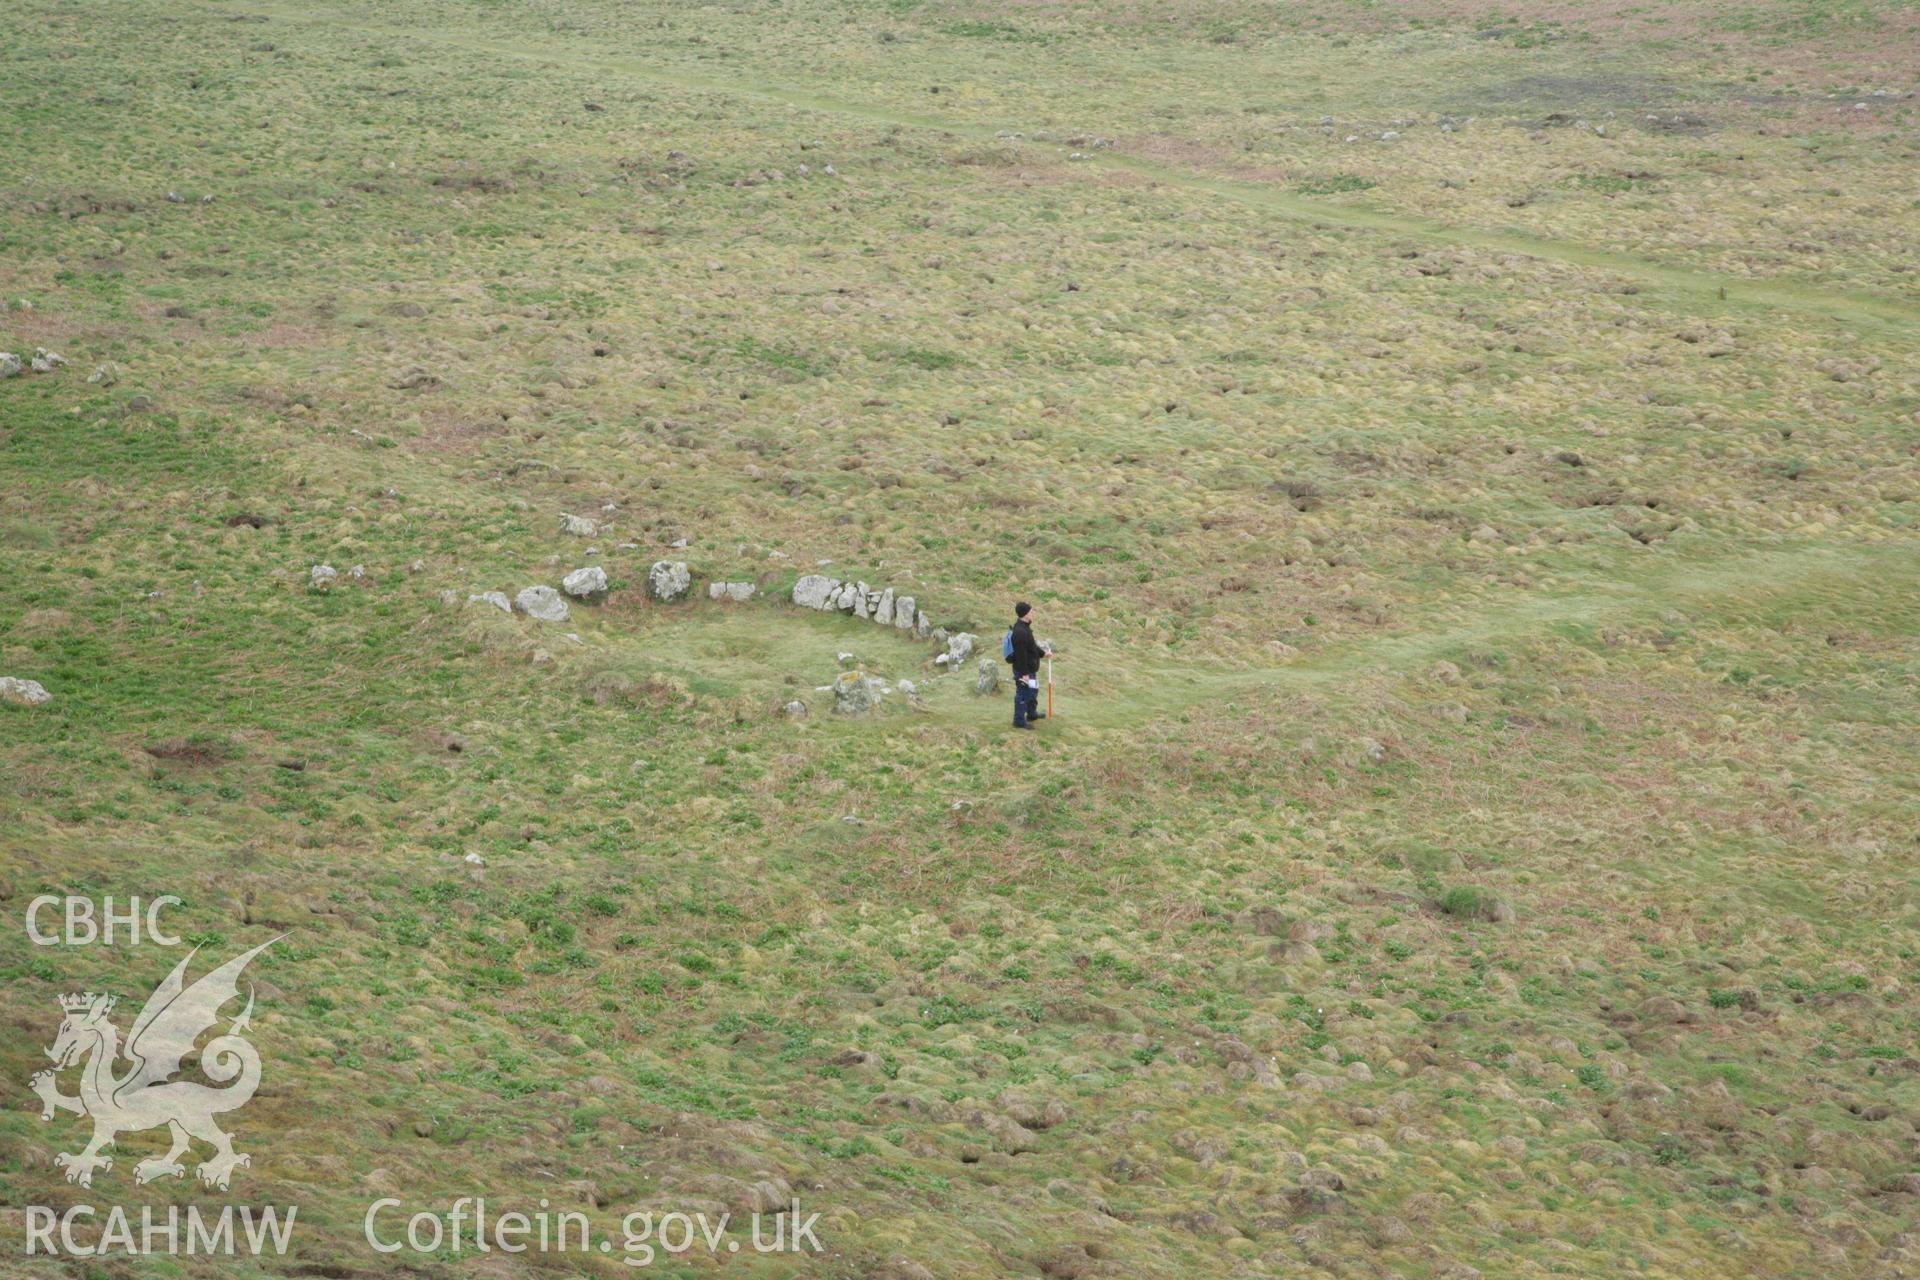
left=647, top=561, right=691, bottom=601
left=709, top=581, right=755, bottom=602
left=792, top=575, right=837, bottom=609
left=893, top=595, right=916, bottom=630
left=974, top=658, right=1001, bottom=696
left=831, top=671, right=882, bottom=716
left=0, top=676, right=52, bottom=707
left=874, top=587, right=894, bottom=626
left=946, top=632, right=977, bottom=666
left=515, top=585, right=570, bottom=622
left=562, top=566, right=608, bottom=599
left=468, top=591, right=512, bottom=613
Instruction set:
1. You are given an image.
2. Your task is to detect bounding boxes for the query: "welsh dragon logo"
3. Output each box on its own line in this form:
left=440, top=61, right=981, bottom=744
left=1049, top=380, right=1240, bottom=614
left=30, top=939, right=278, bottom=1190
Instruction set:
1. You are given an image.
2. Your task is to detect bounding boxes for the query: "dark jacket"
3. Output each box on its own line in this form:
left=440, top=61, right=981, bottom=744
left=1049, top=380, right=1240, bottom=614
left=1009, top=619, right=1044, bottom=679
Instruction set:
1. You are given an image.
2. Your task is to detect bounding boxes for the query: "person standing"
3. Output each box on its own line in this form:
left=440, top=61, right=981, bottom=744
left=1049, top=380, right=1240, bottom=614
left=1008, top=602, right=1045, bottom=730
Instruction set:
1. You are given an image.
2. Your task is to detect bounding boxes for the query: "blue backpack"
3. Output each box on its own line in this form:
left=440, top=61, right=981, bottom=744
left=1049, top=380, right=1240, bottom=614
left=1003, top=628, right=1015, bottom=662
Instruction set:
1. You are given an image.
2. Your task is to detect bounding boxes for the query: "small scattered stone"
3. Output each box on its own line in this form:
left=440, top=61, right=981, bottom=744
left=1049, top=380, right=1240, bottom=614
left=707, top=580, right=754, bottom=602
left=310, top=564, right=338, bottom=587
left=29, top=348, right=65, bottom=373
left=0, top=353, right=20, bottom=378
left=560, top=513, right=597, bottom=537
left=468, top=590, right=512, bottom=614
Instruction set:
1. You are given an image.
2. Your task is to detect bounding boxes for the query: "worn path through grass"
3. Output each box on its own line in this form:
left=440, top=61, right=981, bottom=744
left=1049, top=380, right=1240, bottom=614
left=764, top=539, right=1915, bottom=732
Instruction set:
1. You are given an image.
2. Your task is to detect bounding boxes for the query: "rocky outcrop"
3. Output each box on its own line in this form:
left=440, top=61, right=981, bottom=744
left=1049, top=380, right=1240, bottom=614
left=790, top=575, right=931, bottom=637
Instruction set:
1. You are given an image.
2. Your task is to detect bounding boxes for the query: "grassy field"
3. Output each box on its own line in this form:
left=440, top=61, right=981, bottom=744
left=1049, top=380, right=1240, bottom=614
left=1, top=0, right=1917, bottom=1276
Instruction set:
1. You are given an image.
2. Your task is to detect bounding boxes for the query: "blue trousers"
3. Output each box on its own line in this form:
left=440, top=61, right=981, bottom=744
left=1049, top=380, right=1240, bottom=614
left=1014, top=678, right=1040, bottom=726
